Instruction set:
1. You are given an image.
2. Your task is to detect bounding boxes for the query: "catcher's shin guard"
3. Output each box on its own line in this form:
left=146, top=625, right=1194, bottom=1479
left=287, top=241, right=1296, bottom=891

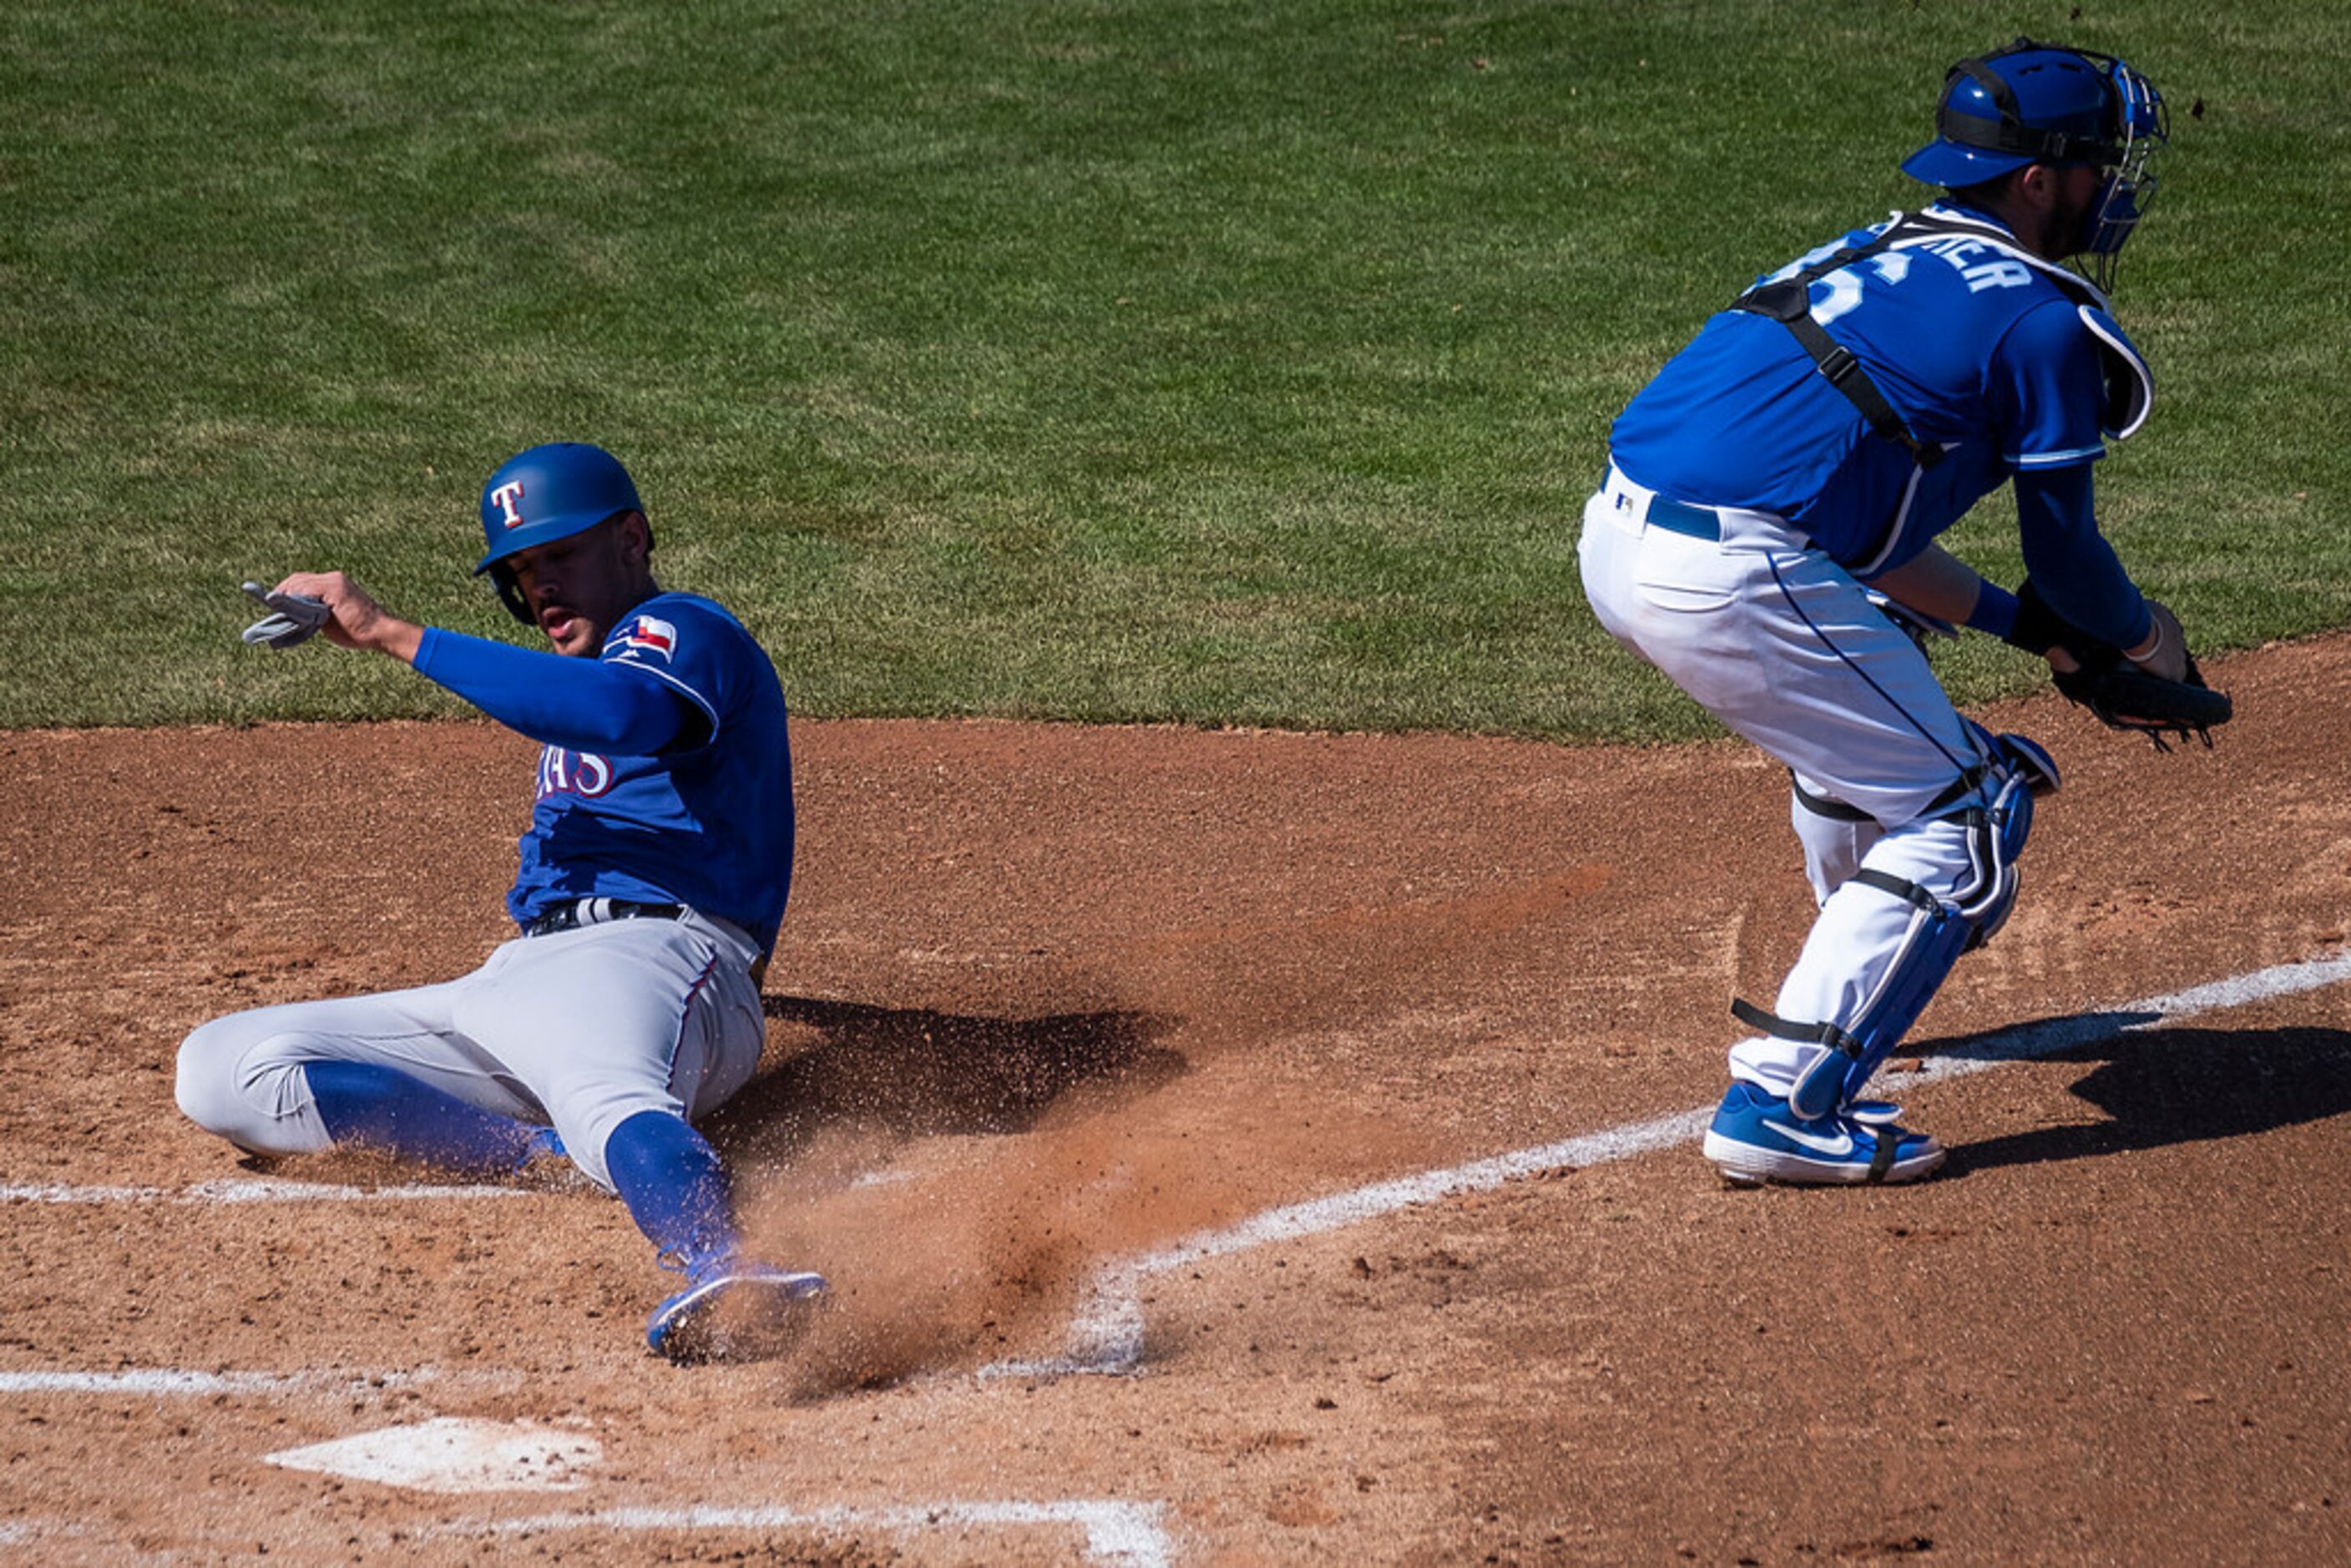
left=1744, top=752, right=2041, bottom=1120
left=1746, top=878, right=1972, bottom=1122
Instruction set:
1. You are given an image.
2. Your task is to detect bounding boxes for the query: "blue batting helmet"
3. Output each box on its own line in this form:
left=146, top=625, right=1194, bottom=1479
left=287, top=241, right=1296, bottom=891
left=473, top=443, right=647, bottom=577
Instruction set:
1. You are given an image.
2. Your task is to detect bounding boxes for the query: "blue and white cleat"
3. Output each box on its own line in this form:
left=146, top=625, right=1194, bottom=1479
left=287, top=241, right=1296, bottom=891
left=1701, top=1083, right=1944, bottom=1186
left=646, top=1260, right=829, bottom=1364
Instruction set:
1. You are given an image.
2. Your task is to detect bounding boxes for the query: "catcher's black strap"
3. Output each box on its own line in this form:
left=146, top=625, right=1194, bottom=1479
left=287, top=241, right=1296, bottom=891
left=1867, top=1133, right=1900, bottom=1182
left=1732, top=997, right=1858, bottom=1058
left=1732, top=211, right=2106, bottom=474
left=1731, top=871, right=1941, bottom=1056
left=1727, top=994, right=1913, bottom=1177
left=1732, top=215, right=1954, bottom=473
left=1790, top=766, right=1987, bottom=825
left=1791, top=776, right=1877, bottom=822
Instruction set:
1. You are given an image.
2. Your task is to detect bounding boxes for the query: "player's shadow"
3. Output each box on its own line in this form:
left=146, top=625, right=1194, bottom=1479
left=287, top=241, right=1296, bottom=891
left=1919, top=1020, right=2351, bottom=1176
left=700, top=996, right=1187, bottom=1158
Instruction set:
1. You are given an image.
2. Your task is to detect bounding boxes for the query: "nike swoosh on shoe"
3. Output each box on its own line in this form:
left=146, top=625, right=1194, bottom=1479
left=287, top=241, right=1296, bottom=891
left=1762, top=1118, right=1855, bottom=1156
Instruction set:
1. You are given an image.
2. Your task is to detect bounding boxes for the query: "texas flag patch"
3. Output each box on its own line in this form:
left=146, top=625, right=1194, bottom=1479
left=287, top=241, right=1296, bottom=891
left=619, top=615, right=679, bottom=660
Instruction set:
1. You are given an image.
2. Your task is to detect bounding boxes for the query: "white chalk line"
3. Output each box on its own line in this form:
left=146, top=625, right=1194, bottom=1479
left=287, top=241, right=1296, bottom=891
left=0, top=1519, right=87, bottom=1548
left=987, top=948, right=2351, bottom=1378
left=0, top=1176, right=544, bottom=1206
left=0, top=1366, right=476, bottom=1397
left=433, top=1500, right=1172, bottom=1567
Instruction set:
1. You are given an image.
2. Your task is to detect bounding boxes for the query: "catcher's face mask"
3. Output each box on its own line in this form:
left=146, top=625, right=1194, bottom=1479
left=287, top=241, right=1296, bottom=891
left=2077, top=51, right=2168, bottom=291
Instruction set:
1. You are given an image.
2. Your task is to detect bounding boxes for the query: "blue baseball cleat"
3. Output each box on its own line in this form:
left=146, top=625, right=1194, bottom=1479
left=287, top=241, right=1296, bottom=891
left=1701, top=1082, right=1944, bottom=1186
left=646, top=1259, right=829, bottom=1364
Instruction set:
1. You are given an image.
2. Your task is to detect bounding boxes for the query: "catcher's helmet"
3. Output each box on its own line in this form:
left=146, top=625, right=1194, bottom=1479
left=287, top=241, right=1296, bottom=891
left=1903, top=38, right=2167, bottom=290
left=473, top=443, right=653, bottom=624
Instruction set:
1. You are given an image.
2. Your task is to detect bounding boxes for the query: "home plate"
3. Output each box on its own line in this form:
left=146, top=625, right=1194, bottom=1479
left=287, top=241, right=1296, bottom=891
left=265, top=1418, right=600, bottom=1493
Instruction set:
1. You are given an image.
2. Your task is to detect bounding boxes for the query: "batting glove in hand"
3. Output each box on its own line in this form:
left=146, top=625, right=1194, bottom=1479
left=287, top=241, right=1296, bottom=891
left=239, top=580, right=332, bottom=650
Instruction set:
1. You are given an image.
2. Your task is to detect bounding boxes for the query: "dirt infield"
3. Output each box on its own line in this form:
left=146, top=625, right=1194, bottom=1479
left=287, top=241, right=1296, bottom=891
left=4, top=638, right=2348, bottom=1564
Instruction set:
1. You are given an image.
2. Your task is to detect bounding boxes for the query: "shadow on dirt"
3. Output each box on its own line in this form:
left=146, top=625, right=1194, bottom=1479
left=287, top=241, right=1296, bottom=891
left=1939, top=1023, right=2351, bottom=1175
left=700, top=996, right=1189, bottom=1158
left=1928, top=1009, right=2162, bottom=1065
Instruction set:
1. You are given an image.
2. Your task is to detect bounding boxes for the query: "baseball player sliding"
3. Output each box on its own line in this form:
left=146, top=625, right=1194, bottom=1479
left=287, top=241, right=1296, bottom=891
left=1581, top=40, right=2217, bottom=1184
left=179, top=443, right=822, bottom=1360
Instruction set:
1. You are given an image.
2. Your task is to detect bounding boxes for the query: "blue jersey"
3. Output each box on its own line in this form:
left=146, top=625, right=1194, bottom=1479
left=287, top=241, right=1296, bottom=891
left=506, top=592, right=795, bottom=953
left=1610, top=203, right=2148, bottom=578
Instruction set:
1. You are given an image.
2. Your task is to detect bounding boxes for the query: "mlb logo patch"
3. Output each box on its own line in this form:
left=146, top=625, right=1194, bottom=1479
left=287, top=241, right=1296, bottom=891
left=622, top=615, right=678, bottom=659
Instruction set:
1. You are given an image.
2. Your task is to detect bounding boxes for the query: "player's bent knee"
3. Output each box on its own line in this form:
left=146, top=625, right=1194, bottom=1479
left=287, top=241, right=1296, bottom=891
left=174, top=1017, right=247, bottom=1136
left=173, top=1019, right=331, bottom=1155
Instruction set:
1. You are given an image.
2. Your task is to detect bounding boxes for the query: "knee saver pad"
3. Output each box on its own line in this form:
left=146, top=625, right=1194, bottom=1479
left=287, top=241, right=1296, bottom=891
left=1990, top=731, right=2060, bottom=798
left=1785, top=876, right=1973, bottom=1120
left=1951, top=756, right=2039, bottom=950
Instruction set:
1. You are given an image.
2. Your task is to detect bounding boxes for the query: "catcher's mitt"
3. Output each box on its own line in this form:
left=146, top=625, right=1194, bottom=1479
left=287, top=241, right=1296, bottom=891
left=2008, top=580, right=2232, bottom=750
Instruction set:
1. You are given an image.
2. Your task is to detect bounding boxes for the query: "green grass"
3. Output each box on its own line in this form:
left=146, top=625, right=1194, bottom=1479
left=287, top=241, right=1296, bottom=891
left=5, top=0, right=2346, bottom=736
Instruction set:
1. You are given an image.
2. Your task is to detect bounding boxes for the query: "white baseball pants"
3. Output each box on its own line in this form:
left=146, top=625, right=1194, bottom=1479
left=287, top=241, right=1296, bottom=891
left=1578, top=466, right=2001, bottom=1099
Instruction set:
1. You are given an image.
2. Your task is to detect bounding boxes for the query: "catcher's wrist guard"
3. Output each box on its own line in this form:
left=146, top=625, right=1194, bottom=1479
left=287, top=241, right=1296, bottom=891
left=2002, top=579, right=2069, bottom=656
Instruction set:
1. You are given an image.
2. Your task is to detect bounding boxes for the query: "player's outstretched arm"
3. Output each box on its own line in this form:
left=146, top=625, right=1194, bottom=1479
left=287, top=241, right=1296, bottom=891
left=270, top=571, right=424, bottom=664
left=414, top=628, right=696, bottom=756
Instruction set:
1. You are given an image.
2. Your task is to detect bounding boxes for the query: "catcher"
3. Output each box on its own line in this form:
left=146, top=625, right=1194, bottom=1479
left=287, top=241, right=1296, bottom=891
left=1577, top=39, right=2228, bottom=1185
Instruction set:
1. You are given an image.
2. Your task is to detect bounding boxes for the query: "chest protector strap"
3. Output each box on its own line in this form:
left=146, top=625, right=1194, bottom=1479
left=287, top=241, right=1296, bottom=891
left=1733, top=210, right=2142, bottom=468
left=1733, top=219, right=1944, bottom=473
left=1731, top=212, right=2000, bottom=472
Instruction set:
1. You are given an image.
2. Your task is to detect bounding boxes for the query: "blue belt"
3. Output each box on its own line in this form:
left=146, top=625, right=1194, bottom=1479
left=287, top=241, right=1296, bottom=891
left=1645, top=496, right=1722, bottom=540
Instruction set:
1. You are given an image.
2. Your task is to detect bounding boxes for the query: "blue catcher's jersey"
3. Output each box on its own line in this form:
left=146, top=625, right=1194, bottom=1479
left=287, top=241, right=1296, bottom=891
left=507, top=592, right=795, bottom=953
left=1609, top=203, right=2140, bottom=574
